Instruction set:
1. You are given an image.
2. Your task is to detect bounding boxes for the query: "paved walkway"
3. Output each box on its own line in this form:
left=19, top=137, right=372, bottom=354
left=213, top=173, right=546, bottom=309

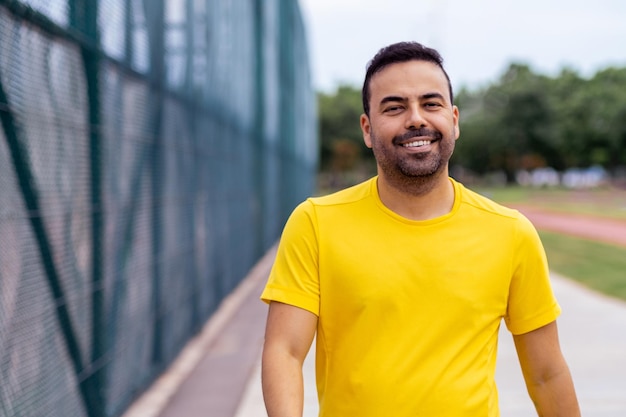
left=122, top=243, right=626, bottom=417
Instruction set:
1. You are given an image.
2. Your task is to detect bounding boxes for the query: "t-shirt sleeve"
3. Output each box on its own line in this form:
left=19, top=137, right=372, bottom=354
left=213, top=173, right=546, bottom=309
left=504, top=213, right=561, bottom=335
left=260, top=200, right=320, bottom=316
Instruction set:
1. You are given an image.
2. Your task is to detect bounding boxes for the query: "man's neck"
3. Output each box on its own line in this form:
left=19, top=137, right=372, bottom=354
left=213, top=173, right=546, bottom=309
left=376, top=171, right=455, bottom=221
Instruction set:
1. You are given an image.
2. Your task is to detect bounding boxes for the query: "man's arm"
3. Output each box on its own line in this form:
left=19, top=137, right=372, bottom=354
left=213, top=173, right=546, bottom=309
left=262, top=301, right=318, bottom=417
left=513, top=321, right=581, bottom=417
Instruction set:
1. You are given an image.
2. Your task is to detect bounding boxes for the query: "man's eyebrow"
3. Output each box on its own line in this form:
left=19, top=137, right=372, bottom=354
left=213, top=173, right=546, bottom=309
left=420, top=92, right=445, bottom=100
left=379, top=95, right=406, bottom=105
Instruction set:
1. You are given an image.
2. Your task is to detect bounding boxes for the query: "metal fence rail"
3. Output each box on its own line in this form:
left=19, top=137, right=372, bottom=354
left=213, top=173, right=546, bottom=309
left=0, top=1, right=317, bottom=416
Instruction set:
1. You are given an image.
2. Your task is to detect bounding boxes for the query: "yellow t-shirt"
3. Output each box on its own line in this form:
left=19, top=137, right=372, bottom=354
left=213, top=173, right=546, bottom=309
left=261, top=177, right=561, bottom=417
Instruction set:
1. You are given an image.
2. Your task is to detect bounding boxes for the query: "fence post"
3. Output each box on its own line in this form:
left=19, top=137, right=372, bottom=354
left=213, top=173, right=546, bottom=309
left=279, top=0, right=298, bottom=221
left=143, top=0, right=167, bottom=367
left=253, top=0, right=267, bottom=255
left=70, top=0, right=107, bottom=415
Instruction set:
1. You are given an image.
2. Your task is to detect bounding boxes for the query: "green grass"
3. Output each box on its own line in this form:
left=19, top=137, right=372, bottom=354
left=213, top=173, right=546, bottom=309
left=539, top=231, right=626, bottom=301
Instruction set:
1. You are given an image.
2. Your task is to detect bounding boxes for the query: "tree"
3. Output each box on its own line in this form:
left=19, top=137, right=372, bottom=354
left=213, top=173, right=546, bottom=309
left=318, top=84, right=368, bottom=171
left=453, top=62, right=626, bottom=181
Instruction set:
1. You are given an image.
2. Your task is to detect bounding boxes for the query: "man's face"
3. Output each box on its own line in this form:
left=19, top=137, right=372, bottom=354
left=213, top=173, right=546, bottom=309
left=360, top=60, right=460, bottom=183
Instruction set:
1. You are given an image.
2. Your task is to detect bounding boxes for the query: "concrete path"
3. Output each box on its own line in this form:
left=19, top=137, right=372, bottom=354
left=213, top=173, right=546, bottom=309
left=234, top=273, right=626, bottom=417
left=495, top=274, right=626, bottom=416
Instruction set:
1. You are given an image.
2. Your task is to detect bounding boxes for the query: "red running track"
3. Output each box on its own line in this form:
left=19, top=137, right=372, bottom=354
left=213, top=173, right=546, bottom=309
left=513, top=206, right=626, bottom=248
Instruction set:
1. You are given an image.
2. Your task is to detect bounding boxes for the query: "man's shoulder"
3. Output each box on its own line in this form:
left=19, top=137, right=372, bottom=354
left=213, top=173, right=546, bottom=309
left=455, top=181, right=521, bottom=221
left=308, top=177, right=376, bottom=208
left=454, top=181, right=541, bottom=247
left=284, top=177, right=377, bottom=237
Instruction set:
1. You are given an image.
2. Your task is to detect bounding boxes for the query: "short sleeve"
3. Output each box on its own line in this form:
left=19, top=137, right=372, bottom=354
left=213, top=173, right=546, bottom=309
left=504, top=213, right=561, bottom=335
left=260, top=200, right=320, bottom=316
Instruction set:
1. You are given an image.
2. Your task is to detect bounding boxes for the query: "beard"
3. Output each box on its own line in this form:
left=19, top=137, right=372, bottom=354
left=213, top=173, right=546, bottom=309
left=369, top=127, right=456, bottom=195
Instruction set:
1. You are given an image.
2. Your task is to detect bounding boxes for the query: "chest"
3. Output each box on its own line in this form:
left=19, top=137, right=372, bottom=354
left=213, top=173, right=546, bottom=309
left=317, top=220, right=513, bottom=321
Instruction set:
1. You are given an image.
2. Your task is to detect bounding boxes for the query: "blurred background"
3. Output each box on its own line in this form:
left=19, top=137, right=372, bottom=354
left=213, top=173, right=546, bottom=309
left=0, top=1, right=624, bottom=417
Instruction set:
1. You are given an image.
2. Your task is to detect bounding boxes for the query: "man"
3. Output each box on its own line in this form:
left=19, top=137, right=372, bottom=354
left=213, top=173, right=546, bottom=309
left=261, top=41, right=580, bottom=416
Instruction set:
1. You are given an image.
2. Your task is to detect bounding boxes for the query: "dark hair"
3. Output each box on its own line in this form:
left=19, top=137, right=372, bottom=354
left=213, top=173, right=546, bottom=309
left=361, top=41, right=453, bottom=116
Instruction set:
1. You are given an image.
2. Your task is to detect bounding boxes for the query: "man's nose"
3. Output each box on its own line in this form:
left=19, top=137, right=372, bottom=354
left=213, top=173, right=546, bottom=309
left=405, top=105, right=426, bottom=130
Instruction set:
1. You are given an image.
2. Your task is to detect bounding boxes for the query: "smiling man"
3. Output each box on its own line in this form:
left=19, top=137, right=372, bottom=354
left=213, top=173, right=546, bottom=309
left=260, top=41, right=580, bottom=417
left=361, top=57, right=459, bottom=219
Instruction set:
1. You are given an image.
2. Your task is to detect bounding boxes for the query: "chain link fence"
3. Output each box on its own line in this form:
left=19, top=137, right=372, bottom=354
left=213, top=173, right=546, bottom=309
left=0, top=1, right=317, bottom=416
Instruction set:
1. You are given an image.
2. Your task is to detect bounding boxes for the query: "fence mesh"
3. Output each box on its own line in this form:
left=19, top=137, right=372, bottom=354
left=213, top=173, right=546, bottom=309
left=0, top=1, right=317, bottom=416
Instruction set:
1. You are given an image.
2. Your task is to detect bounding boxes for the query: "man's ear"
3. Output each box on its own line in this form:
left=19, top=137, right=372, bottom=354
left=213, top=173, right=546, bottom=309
left=453, top=106, right=460, bottom=140
left=360, top=114, right=373, bottom=148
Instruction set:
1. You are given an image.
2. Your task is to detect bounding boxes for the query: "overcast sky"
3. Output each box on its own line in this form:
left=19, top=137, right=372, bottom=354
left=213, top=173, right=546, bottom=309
left=299, top=0, right=626, bottom=93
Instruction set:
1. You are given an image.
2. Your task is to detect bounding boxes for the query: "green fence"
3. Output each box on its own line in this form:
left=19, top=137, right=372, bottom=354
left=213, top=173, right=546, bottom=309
left=0, top=1, right=317, bottom=416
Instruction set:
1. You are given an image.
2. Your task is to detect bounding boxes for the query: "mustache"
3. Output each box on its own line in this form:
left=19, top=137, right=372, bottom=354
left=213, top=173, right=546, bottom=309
left=392, top=128, right=442, bottom=145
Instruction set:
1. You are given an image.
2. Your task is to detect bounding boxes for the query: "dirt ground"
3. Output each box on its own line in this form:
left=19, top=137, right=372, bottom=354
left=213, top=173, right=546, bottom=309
left=512, top=206, right=626, bottom=248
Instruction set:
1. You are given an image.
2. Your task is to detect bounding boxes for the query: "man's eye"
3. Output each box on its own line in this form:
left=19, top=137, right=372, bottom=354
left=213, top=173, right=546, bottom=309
left=425, top=102, right=441, bottom=108
left=384, top=105, right=403, bottom=113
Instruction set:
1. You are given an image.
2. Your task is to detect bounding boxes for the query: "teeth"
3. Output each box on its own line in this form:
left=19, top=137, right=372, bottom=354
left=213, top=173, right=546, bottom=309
left=403, top=140, right=431, bottom=148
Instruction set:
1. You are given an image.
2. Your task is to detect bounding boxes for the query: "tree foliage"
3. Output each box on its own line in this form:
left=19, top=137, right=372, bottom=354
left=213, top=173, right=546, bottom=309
left=453, top=63, right=626, bottom=181
left=317, top=84, right=368, bottom=170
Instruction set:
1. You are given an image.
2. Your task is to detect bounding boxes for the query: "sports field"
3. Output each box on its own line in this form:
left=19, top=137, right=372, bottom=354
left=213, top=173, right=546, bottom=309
left=478, top=186, right=626, bottom=220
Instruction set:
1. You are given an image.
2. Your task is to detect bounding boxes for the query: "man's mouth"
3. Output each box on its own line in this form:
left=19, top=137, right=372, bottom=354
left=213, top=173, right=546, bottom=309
left=394, top=128, right=442, bottom=147
left=402, top=139, right=434, bottom=148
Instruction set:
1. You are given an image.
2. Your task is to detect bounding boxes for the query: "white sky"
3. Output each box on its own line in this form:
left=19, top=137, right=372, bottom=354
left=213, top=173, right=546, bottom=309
left=299, top=0, right=626, bottom=92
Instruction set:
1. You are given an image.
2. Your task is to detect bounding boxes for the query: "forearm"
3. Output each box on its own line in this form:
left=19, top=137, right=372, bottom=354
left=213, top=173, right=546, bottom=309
left=513, top=322, right=580, bottom=417
left=261, top=347, right=305, bottom=417
left=261, top=301, right=317, bottom=416
left=526, top=366, right=580, bottom=417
